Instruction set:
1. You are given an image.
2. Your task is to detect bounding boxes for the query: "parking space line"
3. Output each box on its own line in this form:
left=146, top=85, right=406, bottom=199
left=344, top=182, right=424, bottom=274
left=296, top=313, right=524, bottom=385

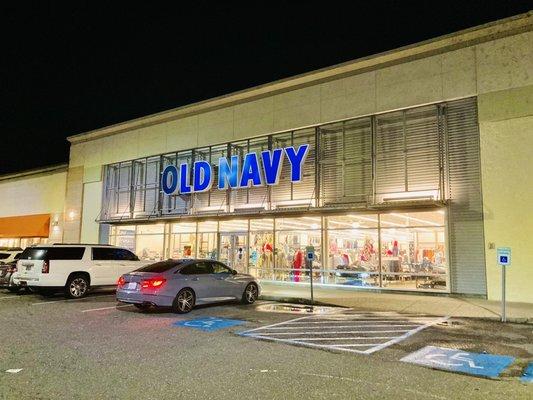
left=239, top=311, right=448, bottom=354
left=31, top=294, right=115, bottom=305
left=0, top=296, right=23, bottom=300
left=82, top=304, right=133, bottom=313
left=261, top=324, right=422, bottom=329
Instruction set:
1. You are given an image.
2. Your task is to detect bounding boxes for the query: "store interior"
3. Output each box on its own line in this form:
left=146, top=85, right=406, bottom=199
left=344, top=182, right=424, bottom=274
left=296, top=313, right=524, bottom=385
left=108, top=210, right=448, bottom=292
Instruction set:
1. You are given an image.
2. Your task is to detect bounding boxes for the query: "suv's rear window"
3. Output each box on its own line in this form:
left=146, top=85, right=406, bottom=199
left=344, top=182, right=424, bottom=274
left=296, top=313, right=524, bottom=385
left=0, top=253, right=10, bottom=260
left=20, top=247, right=85, bottom=260
left=135, top=260, right=183, bottom=273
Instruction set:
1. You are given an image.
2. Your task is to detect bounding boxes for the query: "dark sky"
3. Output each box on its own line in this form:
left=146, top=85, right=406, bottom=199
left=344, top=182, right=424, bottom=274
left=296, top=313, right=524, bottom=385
left=1, top=2, right=531, bottom=175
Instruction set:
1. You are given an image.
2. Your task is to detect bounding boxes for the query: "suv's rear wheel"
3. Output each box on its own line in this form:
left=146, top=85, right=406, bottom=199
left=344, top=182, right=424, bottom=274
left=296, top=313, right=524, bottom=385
left=172, top=288, right=195, bottom=314
left=65, top=274, right=89, bottom=299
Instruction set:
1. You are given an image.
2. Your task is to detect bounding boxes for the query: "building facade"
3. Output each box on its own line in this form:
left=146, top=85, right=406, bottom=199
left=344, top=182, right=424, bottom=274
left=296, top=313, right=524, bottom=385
left=3, top=13, right=532, bottom=302
left=0, top=165, right=68, bottom=247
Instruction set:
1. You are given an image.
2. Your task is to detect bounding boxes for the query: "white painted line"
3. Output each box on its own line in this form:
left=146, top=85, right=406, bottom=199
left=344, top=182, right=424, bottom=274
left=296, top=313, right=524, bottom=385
left=5, top=368, right=23, bottom=374
left=0, top=296, right=23, bottom=300
left=328, top=344, right=381, bottom=347
left=261, top=324, right=423, bottom=330
left=238, top=316, right=310, bottom=333
left=361, top=316, right=449, bottom=354
left=82, top=304, right=133, bottom=313
left=240, top=335, right=373, bottom=354
left=278, top=336, right=395, bottom=341
left=283, top=319, right=437, bottom=324
left=32, top=294, right=115, bottom=306
left=253, top=329, right=412, bottom=336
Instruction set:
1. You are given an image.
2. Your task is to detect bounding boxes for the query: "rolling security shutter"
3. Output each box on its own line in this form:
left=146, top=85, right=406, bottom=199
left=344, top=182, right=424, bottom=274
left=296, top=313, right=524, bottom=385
left=375, top=105, right=440, bottom=197
left=445, top=97, right=486, bottom=296
left=319, top=118, right=372, bottom=206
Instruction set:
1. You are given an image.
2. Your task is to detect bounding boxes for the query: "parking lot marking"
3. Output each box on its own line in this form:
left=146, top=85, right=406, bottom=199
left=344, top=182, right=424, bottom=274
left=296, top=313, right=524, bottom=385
left=31, top=294, right=115, bottom=306
left=81, top=304, right=133, bottom=313
left=0, top=296, right=23, bottom=300
left=238, top=311, right=448, bottom=354
left=174, top=316, right=247, bottom=332
left=401, top=345, right=515, bottom=378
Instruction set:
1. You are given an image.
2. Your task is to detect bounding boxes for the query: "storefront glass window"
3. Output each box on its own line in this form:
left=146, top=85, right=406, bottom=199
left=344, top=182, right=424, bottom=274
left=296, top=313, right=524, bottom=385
left=136, top=224, right=165, bottom=261
left=104, top=209, right=448, bottom=292
left=380, top=210, right=447, bottom=291
left=109, top=225, right=136, bottom=252
left=170, top=222, right=197, bottom=259
left=249, top=219, right=274, bottom=279
left=326, top=228, right=380, bottom=288
left=197, top=220, right=218, bottom=259
left=275, top=217, right=322, bottom=284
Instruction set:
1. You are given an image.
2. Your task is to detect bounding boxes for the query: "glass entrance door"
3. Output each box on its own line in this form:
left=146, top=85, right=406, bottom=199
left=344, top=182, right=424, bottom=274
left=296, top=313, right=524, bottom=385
left=219, top=233, right=247, bottom=273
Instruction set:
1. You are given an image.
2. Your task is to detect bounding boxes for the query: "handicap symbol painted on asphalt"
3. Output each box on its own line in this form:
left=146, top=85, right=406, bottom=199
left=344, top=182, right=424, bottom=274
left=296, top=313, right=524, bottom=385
left=173, top=316, right=246, bottom=332
left=401, top=346, right=515, bottom=378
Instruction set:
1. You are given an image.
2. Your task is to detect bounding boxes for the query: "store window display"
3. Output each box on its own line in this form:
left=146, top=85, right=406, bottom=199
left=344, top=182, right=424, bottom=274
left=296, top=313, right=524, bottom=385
left=248, top=219, right=274, bottom=279
left=170, top=222, right=196, bottom=259
left=275, top=217, right=322, bottom=283
left=326, top=229, right=379, bottom=287
left=197, top=221, right=218, bottom=259
left=136, top=224, right=165, bottom=261
left=380, top=211, right=447, bottom=290
left=109, top=225, right=136, bottom=252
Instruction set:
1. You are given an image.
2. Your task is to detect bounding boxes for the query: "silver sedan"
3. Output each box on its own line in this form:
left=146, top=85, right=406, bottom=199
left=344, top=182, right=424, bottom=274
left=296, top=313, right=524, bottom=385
left=116, top=259, right=260, bottom=313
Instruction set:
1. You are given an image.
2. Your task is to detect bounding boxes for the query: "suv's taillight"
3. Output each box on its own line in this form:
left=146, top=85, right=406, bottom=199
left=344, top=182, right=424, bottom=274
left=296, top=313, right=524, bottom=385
left=42, top=261, right=49, bottom=274
left=141, top=277, right=166, bottom=290
left=117, top=276, right=125, bottom=287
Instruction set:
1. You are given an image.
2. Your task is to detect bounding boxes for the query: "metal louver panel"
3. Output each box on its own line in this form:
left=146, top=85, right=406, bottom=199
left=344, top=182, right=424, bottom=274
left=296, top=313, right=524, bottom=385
left=375, top=106, right=440, bottom=197
left=319, top=118, right=372, bottom=205
left=445, top=97, right=486, bottom=296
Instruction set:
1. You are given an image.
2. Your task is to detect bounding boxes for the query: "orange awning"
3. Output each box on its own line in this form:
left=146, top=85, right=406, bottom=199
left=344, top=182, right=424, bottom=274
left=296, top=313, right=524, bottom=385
left=0, top=214, right=50, bottom=238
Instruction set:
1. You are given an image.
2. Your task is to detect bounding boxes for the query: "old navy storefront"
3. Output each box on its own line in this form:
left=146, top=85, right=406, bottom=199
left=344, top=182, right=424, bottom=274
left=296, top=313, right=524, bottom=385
left=99, top=97, right=486, bottom=295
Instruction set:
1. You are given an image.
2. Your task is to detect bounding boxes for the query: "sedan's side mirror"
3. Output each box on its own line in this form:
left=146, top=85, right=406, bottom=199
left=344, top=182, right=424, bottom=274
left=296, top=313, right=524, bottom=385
left=231, top=269, right=238, bottom=275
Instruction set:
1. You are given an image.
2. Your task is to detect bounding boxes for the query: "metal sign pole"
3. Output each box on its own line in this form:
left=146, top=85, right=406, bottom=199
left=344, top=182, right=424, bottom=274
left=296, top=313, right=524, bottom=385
left=308, top=258, right=314, bottom=304
left=501, top=266, right=506, bottom=323
left=497, top=247, right=511, bottom=323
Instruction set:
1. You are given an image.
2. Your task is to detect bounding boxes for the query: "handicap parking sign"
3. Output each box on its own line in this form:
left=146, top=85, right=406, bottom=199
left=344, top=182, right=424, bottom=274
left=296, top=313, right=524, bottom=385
left=173, top=316, right=246, bottom=332
left=401, top=346, right=515, bottom=378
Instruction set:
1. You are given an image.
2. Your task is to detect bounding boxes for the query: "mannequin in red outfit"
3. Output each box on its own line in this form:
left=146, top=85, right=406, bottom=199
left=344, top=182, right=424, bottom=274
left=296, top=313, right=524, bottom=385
left=292, top=249, right=304, bottom=282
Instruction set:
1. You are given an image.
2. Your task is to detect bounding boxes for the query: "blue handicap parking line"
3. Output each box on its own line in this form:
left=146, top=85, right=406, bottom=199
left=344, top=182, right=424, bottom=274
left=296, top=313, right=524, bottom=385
left=173, top=316, right=246, bottom=332
left=401, top=346, right=515, bottom=378
left=521, top=362, right=533, bottom=383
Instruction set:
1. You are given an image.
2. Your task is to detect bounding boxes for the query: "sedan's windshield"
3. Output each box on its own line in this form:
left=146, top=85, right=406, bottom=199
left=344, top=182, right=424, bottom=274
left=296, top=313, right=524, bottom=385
left=135, top=259, right=185, bottom=273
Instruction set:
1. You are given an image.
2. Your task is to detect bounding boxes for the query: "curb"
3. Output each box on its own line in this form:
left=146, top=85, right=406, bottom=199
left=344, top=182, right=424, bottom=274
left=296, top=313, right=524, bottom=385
left=259, top=295, right=533, bottom=325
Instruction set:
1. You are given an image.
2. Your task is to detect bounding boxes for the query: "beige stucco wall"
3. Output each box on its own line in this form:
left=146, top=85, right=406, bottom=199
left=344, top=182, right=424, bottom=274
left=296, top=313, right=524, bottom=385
left=66, top=26, right=533, bottom=301
left=478, top=84, right=533, bottom=303
left=69, top=30, right=532, bottom=170
left=0, top=169, right=67, bottom=242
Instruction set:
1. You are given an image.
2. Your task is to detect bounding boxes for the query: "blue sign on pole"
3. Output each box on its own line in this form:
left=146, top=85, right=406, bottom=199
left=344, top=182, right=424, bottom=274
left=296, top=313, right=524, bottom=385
left=521, top=362, right=533, bottom=383
left=401, top=346, right=515, bottom=378
left=172, top=316, right=246, bottom=332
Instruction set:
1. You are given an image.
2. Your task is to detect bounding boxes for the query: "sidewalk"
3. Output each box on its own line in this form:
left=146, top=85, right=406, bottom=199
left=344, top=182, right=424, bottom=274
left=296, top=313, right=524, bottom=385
left=259, top=282, right=533, bottom=324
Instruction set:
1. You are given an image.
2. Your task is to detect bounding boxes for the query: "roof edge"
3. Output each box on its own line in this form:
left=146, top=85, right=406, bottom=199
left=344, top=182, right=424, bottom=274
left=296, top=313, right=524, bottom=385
left=0, top=163, right=69, bottom=182
left=68, top=11, right=533, bottom=144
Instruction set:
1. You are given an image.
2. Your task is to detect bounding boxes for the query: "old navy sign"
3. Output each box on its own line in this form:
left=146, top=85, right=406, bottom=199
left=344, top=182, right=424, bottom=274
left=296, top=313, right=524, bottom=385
left=161, top=144, right=309, bottom=195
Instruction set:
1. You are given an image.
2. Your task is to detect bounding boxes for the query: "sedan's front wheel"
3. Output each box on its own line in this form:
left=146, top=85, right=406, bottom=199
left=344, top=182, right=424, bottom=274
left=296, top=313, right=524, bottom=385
left=241, top=283, right=258, bottom=304
left=172, top=288, right=195, bottom=314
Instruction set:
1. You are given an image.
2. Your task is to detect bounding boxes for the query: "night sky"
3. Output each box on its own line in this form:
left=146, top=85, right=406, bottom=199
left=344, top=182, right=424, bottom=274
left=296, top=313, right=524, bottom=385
left=1, top=2, right=531, bottom=175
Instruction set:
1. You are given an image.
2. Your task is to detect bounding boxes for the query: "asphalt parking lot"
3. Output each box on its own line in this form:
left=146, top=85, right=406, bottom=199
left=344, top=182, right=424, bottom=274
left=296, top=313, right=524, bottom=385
left=0, top=289, right=532, bottom=400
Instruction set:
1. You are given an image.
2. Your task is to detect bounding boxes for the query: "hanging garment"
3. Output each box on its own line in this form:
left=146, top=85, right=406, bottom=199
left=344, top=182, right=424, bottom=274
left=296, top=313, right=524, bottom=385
left=292, top=250, right=304, bottom=282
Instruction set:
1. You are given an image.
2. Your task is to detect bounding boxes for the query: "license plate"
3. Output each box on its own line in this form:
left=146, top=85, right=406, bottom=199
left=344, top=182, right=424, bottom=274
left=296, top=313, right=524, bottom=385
left=126, top=282, right=138, bottom=290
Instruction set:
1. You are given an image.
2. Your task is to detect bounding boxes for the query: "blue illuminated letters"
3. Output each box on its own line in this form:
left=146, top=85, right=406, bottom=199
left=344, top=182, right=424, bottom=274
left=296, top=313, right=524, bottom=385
left=161, top=144, right=310, bottom=196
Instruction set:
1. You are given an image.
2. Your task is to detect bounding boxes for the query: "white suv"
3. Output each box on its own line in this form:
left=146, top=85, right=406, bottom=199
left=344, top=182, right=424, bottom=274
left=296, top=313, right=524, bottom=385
left=13, top=244, right=149, bottom=298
